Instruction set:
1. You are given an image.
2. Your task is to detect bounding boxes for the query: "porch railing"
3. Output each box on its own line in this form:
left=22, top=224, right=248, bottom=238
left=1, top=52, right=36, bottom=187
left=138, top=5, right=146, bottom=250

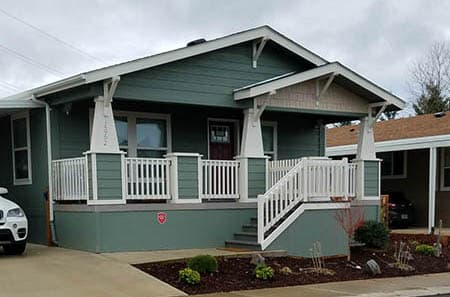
left=125, top=157, right=171, bottom=200
left=258, top=157, right=358, bottom=249
left=267, top=158, right=301, bottom=189
left=51, top=157, right=89, bottom=201
left=200, top=159, right=240, bottom=199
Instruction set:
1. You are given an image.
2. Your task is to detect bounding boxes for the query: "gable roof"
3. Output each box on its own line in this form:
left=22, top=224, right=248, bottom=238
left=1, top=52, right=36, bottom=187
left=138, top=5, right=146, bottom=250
left=326, top=113, right=450, bottom=148
left=234, top=62, right=405, bottom=109
left=1, top=26, right=327, bottom=102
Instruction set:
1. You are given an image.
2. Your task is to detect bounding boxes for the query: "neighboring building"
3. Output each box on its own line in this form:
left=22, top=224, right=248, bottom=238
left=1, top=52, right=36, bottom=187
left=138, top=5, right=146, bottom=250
left=326, top=113, right=450, bottom=231
left=0, top=26, right=404, bottom=256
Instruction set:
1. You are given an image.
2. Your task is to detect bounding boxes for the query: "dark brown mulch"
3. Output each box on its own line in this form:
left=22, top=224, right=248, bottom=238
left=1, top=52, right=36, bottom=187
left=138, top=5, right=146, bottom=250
left=134, top=235, right=450, bottom=295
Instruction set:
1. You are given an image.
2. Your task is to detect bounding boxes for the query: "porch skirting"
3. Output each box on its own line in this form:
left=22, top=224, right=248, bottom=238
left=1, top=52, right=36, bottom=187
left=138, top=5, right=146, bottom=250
left=53, top=203, right=379, bottom=255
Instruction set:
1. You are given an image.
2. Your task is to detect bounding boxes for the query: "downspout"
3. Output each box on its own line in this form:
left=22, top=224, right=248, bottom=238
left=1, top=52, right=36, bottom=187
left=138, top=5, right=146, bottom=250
left=31, top=95, right=57, bottom=245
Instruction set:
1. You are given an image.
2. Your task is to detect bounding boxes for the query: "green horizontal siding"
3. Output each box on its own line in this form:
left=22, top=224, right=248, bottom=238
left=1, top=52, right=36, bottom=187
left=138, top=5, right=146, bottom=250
left=115, top=42, right=311, bottom=108
left=177, top=156, right=199, bottom=199
left=364, top=161, right=380, bottom=197
left=95, top=154, right=122, bottom=200
left=248, top=158, right=266, bottom=198
left=55, top=208, right=256, bottom=252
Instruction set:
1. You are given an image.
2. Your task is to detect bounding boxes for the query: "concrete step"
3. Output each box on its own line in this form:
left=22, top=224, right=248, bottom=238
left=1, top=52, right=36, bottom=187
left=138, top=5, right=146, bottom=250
left=225, top=239, right=261, bottom=250
left=242, top=223, right=257, bottom=233
left=234, top=231, right=257, bottom=241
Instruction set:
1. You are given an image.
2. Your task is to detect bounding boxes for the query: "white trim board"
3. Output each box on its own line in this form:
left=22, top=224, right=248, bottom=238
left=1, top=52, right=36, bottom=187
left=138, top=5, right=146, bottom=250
left=234, top=62, right=405, bottom=109
left=2, top=26, right=327, bottom=103
left=326, top=134, right=450, bottom=157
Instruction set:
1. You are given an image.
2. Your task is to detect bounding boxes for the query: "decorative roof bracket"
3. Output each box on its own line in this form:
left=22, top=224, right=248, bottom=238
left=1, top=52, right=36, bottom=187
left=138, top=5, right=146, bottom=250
left=252, top=37, right=268, bottom=68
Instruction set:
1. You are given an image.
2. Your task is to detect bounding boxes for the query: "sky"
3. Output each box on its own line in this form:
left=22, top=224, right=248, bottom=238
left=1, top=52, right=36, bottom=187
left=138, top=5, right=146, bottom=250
left=0, top=0, right=449, bottom=115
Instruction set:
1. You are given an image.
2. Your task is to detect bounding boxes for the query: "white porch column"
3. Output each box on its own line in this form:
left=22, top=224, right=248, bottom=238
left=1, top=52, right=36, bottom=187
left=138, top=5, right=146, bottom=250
left=428, top=147, right=437, bottom=233
left=240, top=108, right=264, bottom=158
left=356, top=116, right=376, bottom=160
left=90, top=95, right=120, bottom=153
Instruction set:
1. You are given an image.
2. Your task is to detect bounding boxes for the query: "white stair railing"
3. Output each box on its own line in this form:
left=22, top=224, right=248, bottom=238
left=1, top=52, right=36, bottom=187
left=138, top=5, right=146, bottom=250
left=125, top=157, right=171, bottom=199
left=267, top=158, right=302, bottom=189
left=258, top=157, right=357, bottom=249
left=200, top=159, right=239, bottom=199
left=51, top=157, right=89, bottom=201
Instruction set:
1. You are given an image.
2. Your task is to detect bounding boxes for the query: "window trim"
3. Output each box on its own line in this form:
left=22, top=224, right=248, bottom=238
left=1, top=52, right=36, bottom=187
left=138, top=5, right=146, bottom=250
left=440, top=148, right=450, bottom=191
left=11, top=111, right=32, bottom=185
left=379, top=150, right=407, bottom=179
left=89, top=109, right=172, bottom=157
left=261, top=121, right=278, bottom=160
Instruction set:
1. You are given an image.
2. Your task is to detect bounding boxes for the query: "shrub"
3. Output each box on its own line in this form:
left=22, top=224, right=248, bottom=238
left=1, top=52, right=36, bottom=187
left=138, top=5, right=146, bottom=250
left=415, top=244, right=434, bottom=256
left=354, top=221, right=390, bottom=249
left=187, top=255, right=218, bottom=275
left=254, top=264, right=275, bottom=280
left=179, top=268, right=201, bottom=285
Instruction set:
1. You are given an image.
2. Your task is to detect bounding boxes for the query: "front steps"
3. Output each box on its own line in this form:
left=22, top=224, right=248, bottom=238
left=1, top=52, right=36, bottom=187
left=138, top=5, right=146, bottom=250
left=225, top=217, right=261, bottom=250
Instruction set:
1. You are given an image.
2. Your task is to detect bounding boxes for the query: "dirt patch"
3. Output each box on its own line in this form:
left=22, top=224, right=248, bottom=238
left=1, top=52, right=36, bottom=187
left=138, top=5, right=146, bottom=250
left=134, top=234, right=450, bottom=295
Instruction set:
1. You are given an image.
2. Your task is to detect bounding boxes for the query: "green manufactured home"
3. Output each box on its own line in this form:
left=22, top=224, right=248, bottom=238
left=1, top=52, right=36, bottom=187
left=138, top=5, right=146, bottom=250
left=0, top=26, right=405, bottom=256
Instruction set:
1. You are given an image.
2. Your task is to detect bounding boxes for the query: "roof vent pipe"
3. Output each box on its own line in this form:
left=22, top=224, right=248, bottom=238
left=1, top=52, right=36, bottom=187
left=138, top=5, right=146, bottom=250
left=187, top=39, right=206, bottom=46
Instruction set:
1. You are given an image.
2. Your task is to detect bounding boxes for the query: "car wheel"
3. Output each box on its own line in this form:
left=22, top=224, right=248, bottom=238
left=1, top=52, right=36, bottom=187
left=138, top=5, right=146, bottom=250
left=3, top=242, right=26, bottom=255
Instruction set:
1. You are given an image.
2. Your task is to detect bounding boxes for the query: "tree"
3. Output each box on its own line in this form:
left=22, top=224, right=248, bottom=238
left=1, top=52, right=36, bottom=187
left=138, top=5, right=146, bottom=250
left=410, top=42, right=450, bottom=115
left=335, top=207, right=365, bottom=261
left=380, top=110, right=398, bottom=121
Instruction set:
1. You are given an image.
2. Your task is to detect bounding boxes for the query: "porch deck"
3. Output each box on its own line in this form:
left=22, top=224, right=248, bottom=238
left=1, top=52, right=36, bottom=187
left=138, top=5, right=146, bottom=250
left=391, top=228, right=450, bottom=236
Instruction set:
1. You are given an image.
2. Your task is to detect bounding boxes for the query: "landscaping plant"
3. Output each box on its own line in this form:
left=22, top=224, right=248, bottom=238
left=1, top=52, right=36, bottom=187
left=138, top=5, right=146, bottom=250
left=335, top=207, right=365, bottom=261
left=187, top=255, right=218, bottom=274
left=354, top=221, right=390, bottom=249
left=178, top=268, right=201, bottom=285
left=392, top=241, right=414, bottom=271
left=415, top=244, right=434, bottom=256
left=254, top=264, right=275, bottom=280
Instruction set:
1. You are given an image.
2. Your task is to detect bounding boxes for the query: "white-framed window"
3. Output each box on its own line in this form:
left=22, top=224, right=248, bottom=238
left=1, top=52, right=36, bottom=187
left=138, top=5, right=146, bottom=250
left=11, top=111, right=32, bottom=185
left=261, top=121, right=278, bottom=160
left=114, top=111, right=171, bottom=157
left=440, top=148, right=450, bottom=191
left=377, top=151, right=407, bottom=179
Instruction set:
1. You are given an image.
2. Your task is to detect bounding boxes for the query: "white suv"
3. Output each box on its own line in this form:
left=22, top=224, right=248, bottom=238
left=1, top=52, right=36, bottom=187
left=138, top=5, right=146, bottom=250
left=0, top=187, right=27, bottom=255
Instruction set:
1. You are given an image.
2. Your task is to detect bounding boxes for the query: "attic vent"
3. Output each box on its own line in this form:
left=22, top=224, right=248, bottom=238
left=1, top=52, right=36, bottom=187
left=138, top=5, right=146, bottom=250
left=434, top=112, right=446, bottom=118
left=187, top=38, right=206, bottom=46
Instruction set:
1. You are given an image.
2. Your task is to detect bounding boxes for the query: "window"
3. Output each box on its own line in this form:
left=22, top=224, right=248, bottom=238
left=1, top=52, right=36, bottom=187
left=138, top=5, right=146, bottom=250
left=441, top=148, right=450, bottom=190
left=377, top=151, right=406, bottom=179
left=11, top=112, right=32, bottom=185
left=113, top=111, right=171, bottom=158
left=262, top=121, right=277, bottom=160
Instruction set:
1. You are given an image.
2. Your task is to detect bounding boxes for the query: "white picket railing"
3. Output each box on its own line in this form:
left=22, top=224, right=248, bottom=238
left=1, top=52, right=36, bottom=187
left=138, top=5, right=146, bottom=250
left=267, top=158, right=301, bottom=189
left=200, top=160, right=239, bottom=199
left=125, top=158, right=171, bottom=199
left=51, top=157, right=89, bottom=201
left=258, top=157, right=357, bottom=249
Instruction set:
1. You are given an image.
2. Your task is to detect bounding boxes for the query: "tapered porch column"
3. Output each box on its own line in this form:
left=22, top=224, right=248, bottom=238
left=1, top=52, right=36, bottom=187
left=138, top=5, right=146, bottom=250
left=86, top=77, right=125, bottom=205
left=238, top=107, right=268, bottom=202
left=354, top=104, right=385, bottom=201
left=428, top=147, right=437, bottom=233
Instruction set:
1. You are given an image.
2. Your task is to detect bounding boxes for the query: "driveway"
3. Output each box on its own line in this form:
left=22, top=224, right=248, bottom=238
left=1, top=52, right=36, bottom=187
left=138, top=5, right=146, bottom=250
left=0, top=244, right=185, bottom=297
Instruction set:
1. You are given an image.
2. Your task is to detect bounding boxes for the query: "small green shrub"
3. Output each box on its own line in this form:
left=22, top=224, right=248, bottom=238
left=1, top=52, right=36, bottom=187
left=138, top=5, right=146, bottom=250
left=187, top=255, right=218, bottom=274
left=254, top=264, right=275, bottom=280
left=179, top=268, right=201, bottom=285
left=354, top=221, right=390, bottom=249
left=415, top=244, right=434, bottom=256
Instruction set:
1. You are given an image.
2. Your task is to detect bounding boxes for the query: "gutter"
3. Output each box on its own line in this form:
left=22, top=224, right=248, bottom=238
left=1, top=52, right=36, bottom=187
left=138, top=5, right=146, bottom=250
left=30, top=96, right=57, bottom=245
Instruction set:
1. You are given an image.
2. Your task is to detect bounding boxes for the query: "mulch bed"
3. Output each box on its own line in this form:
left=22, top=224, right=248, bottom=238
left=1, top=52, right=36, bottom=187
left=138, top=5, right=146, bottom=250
left=134, top=234, right=450, bottom=295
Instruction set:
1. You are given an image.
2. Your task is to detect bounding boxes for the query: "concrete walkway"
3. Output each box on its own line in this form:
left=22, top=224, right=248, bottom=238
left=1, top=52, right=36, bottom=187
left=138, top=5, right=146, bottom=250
left=0, top=244, right=185, bottom=297
left=196, top=273, right=450, bottom=297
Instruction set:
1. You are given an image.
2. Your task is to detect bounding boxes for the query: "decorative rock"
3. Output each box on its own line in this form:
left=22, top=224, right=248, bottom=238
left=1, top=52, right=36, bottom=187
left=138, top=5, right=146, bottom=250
left=280, top=266, right=292, bottom=275
left=365, top=259, right=381, bottom=275
left=250, top=254, right=265, bottom=266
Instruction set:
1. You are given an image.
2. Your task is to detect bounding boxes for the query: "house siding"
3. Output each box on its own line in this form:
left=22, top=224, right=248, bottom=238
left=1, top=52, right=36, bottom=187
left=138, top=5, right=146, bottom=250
left=95, top=154, right=123, bottom=200
left=54, top=207, right=256, bottom=252
left=0, top=110, right=49, bottom=244
left=177, top=156, right=199, bottom=199
left=247, top=158, right=266, bottom=198
left=115, top=41, right=311, bottom=108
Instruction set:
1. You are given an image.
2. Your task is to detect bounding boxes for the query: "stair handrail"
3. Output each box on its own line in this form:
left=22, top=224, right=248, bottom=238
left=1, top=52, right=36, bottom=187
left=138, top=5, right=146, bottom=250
left=257, top=158, right=308, bottom=247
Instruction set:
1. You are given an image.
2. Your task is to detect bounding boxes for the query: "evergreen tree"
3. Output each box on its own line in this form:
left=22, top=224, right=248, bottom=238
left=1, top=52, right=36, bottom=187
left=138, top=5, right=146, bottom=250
left=413, top=83, right=449, bottom=115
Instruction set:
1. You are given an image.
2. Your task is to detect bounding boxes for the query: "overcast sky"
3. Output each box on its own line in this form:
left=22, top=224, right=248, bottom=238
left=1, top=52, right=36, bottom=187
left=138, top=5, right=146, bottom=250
left=0, top=0, right=449, bottom=114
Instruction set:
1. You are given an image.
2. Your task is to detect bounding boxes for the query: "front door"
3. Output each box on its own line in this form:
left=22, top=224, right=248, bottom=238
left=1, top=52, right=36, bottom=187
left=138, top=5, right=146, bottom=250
left=209, top=121, right=236, bottom=160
